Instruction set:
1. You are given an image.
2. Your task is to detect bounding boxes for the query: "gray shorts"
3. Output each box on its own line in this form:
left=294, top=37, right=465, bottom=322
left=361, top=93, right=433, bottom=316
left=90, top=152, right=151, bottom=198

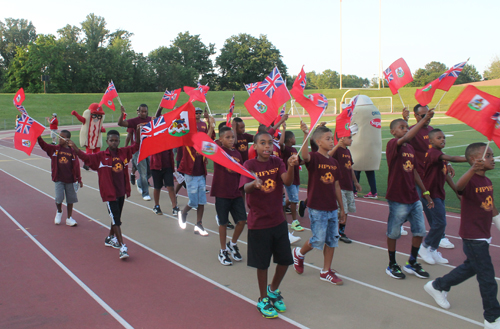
left=340, top=190, right=356, bottom=214
left=51, top=129, right=58, bottom=139
left=55, top=181, right=78, bottom=204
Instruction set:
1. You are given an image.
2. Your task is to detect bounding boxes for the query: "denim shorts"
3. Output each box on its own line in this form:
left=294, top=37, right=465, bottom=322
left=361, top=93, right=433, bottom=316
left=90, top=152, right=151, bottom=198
left=387, top=200, right=426, bottom=239
left=185, top=174, right=207, bottom=208
left=285, top=184, right=299, bottom=203
left=309, top=208, right=339, bottom=249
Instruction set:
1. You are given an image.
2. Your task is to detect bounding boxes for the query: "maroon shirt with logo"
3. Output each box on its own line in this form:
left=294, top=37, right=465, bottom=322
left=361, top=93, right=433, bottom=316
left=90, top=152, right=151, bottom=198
left=235, top=132, right=254, bottom=163
left=109, top=149, right=126, bottom=198
left=240, top=157, right=286, bottom=229
left=127, top=116, right=152, bottom=131
left=56, top=148, right=78, bottom=183
left=386, top=138, right=419, bottom=204
left=422, top=147, right=447, bottom=200
left=306, top=152, right=341, bottom=211
left=211, top=146, right=243, bottom=199
left=409, top=125, right=433, bottom=178
left=332, top=147, right=352, bottom=191
left=458, top=174, right=493, bottom=240
left=197, top=121, right=208, bottom=134
left=281, top=145, right=301, bottom=185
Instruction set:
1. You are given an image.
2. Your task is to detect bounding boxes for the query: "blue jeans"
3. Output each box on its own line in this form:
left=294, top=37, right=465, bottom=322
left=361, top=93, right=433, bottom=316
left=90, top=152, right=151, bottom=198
left=387, top=200, right=426, bottom=239
left=133, top=151, right=150, bottom=197
left=354, top=170, right=377, bottom=194
left=308, top=208, right=339, bottom=249
left=433, top=239, right=500, bottom=323
left=422, top=197, right=446, bottom=250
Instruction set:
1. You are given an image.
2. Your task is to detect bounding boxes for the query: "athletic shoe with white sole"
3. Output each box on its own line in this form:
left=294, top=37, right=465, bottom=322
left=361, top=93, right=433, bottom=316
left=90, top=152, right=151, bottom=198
left=218, top=249, right=232, bottom=266
left=403, top=262, right=429, bottom=279
left=153, top=205, right=162, bottom=215
left=363, top=192, right=378, bottom=199
left=386, top=263, right=405, bottom=279
left=194, top=223, right=209, bottom=236
left=431, top=250, right=449, bottom=264
left=484, top=317, right=500, bottom=329
left=439, top=237, right=455, bottom=249
left=418, top=244, right=436, bottom=265
left=298, top=200, right=306, bottom=217
left=284, top=207, right=292, bottom=214
left=66, top=217, right=77, bottom=226
left=256, top=297, right=278, bottom=319
left=137, top=186, right=143, bottom=194
left=178, top=211, right=187, bottom=229
left=291, top=220, right=305, bottom=232
left=119, top=245, right=129, bottom=259
left=143, top=195, right=151, bottom=201
left=339, top=234, right=352, bottom=244
left=424, top=281, right=450, bottom=309
left=400, top=226, right=408, bottom=236
left=226, top=242, right=242, bottom=261
left=293, top=247, right=304, bottom=274
left=130, top=173, right=136, bottom=185
left=267, top=285, right=286, bottom=312
left=105, top=236, right=120, bottom=249
left=172, top=206, right=180, bottom=216
left=289, top=232, right=301, bottom=244
left=55, top=211, right=62, bottom=225
left=320, top=269, right=343, bottom=285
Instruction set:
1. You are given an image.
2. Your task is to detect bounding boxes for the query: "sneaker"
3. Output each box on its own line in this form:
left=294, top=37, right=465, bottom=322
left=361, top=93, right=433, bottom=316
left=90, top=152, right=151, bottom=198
left=288, top=232, right=301, bottom=244
left=285, top=207, right=292, bottom=214
left=424, top=281, right=450, bottom=309
left=439, top=237, right=455, bottom=249
left=119, top=244, right=129, bottom=259
left=226, top=242, right=242, bottom=261
left=194, top=223, right=209, bottom=236
left=83, top=165, right=90, bottom=171
left=178, top=210, right=187, bottom=229
left=104, top=236, right=120, bottom=249
left=293, top=247, right=304, bottom=274
left=431, top=250, right=449, bottom=264
left=137, top=185, right=143, bottom=194
left=143, top=195, right=151, bottom=201
left=130, top=173, right=136, bottom=185
left=339, top=233, right=352, bottom=244
left=354, top=192, right=358, bottom=198
left=386, top=263, right=406, bottom=279
left=256, top=297, right=278, bottom=319
left=226, top=222, right=235, bottom=230
left=298, top=200, right=307, bottom=217
left=267, top=285, right=286, bottom=312
left=66, top=217, right=77, bottom=226
left=218, top=249, right=232, bottom=266
left=418, top=244, right=436, bottom=265
left=320, top=269, right=343, bottom=285
left=400, top=226, right=408, bottom=236
left=363, top=192, right=378, bottom=199
left=54, top=211, right=62, bottom=225
left=153, top=205, right=162, bottom=215
left=403, top=262, right=429, bottom=279
left=172, top=206, right=180, bottom=216
left=484, top=317, right=500, bottom=329
left=205, top=189, right=210, bottom=194
left=291, top=220, right=305, bottom=232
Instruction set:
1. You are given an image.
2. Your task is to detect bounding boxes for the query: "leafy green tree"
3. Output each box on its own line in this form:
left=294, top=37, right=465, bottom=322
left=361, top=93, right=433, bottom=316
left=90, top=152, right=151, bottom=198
left=148, top=46, right=197, bottom=91
left=81, top=13, right=109, bottom=51
left=454, top=64, right=481, bottom=85
left=484, top=56, right=500, bottom=80
left=173, top=32, right=215, bottom=85
left=0, top=18, right=37, bottom=69
left=216, top=33, right=287, bottom=90
left=411, top=61, right=447, bottom=86
left=57, top=24, right=81, bottom=44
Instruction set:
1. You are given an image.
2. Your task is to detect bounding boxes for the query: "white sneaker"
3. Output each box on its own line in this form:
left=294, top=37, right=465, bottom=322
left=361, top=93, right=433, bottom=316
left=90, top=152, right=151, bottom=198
left=178, top=211, right=186, bottom=229
left=289, top=232, right=301, bottom=244
left=439, top=237, right=455, bottom=249
left=485, top=317, right=500, bottom=329
left=66, top=217, right=77, bottom=227
left=418, top=245, right=436, bottom=265
left=119, top=244, right=129, bottom=259
left=143, top=195, right=151, bottom=201
left=400, top=226, right=408, bottom=236
left=55, top=211, right=62, bottom=225
left=431, top=250, right=449, bottom=264
left=137, top=186, right=143, bottom=194
left=424, top=281, right=450, bottom=309
left=194, top=223, right=209, bottom=236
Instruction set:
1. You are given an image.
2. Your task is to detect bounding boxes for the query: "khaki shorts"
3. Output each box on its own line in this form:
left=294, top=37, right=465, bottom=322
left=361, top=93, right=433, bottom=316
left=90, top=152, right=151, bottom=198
left=340, top=190, right=356, bottom=214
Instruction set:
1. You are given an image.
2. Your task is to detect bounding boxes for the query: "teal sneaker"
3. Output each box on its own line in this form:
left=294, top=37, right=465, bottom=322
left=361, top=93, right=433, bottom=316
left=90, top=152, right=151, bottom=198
left=257, top=297, right=278, bottom=318
left=267, top=285, right=286, bottom=312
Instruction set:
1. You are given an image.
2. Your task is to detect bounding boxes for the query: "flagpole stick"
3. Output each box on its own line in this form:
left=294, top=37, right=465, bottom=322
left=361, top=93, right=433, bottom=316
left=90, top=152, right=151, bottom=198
left=297, top=128, right=314, bottom=155
left=433, top=91, right=447, bottom=110
left=205, top=100, right=216, bottom=128
left=397, top=91, right=405, bottom=108
left=482, top=140, right=491, bottom=160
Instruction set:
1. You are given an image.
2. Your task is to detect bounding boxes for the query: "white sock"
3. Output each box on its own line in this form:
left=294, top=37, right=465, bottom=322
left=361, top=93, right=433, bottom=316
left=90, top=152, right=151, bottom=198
left=296, top=249, right=304, bottom=257
left=230, top=241, right=237, bottom=247
left=320, top=269, right=329, bottom=274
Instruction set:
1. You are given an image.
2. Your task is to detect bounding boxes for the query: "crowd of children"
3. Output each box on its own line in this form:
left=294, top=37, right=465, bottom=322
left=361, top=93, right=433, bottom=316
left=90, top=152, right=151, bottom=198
left=35, top=102, right=500, bottom=326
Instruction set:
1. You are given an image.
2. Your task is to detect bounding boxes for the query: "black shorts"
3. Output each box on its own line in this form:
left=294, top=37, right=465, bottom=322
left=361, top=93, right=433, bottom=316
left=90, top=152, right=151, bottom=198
left=215, top=197, right=247, bottom=226
left=107, top=196, right=125, bottom=226
left=247, top=220, right=293, bottom=269
left=152, top=168, right=174, bottom=189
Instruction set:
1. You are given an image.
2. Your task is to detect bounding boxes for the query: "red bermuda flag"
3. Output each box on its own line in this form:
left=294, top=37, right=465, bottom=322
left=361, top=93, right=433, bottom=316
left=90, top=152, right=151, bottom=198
left=99, top=81, right=119, bottom=111
left=226, top=94, right=235, bottom=127
left=446, top=85, right=500, bottom=141
left=13, top=88, right=28, bottom=115
left=192, top=132, right=257, bottom=180
left=334, top=95, right=358, bottom=143
left=244, top=90, right=279, bottom=126
left=383, top=58, right=413, bottom=95
left=291, top=67, right=327, bottom=128
left=244, top=82, right=260, bottom=95
left=184, top=82, right=209, bottom=103
left=258, top=67, right=290, bottom=108
left=138, top=102, right=196, bottom=162
left=160, top=88, right=181, bottom=109
left=14, top=114, right=45, bottom=155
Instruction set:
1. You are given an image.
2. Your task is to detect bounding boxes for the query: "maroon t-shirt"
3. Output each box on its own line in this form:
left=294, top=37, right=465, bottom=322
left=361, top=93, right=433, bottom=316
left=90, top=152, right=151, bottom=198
left=235, top=132, right=254, bottom=163
left=332, top=147, right=352, bottom=191
left=197, top=121, right=208, bottom=134
left=211, top=147, right=243, bottom=199
left=56, top=147, right=77, bottom=183
left=281, top=145, right=301, bottom=185
left=191, top=152, right=205, bottom=176
left=127, top=127, right=136, bottom=144
left=409, top=125, right=433, bottom=177
left=422, top=147, right=447, bottom=200
left=306, top=152, right=341, bottom=211
left=176, top=147, right=183, bottom=163
left=458, top=174, right=493, bottom=240
left=127, top=116, right=152, bottom=131
left=239, top=157, right=287, bottom=229
left=386, top=138, right=419, bottom=204
left=110, top=150, right=126, bottom=198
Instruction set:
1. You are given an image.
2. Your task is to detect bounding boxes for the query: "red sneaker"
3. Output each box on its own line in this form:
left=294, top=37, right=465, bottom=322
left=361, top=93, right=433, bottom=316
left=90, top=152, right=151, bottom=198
left=293, top=247, right=304, bottom=274
left=320, top=269, right=343, bottom=285
left=363, top=192, right=378, bottom=199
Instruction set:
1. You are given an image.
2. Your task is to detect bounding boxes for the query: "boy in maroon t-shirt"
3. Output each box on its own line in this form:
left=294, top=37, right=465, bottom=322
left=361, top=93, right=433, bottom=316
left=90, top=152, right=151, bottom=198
left=425, top=143, right=500, bottom=328
left=418, top=128, right=467, bottom=265
left=330, top=134, right=362, bottom=244
left=211, top=126, right=247, bottom=266
left=240, top=131, right=296, bottom=319
left=232, top=117, right=254, bottom=163
left=38, top=130, right=82, bottom=226
left=292, top=124, right=346, bottom=286
left=385, top=110, right=434, bottom=280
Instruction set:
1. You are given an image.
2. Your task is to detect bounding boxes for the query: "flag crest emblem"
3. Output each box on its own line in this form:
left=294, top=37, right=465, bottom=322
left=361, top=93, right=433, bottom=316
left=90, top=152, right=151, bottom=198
left=423, top=85, right=432, bottom=92
left=254, top=100, right=267, bottom=113
left=22, top=140, right=31, bottom=147
left=168, top=112, right=190, bottom=137
left=396, top=67, right=405, bottom=78
left=201, top=141, right=217, bottom=155
left=468, top=95, right=490, bottom=111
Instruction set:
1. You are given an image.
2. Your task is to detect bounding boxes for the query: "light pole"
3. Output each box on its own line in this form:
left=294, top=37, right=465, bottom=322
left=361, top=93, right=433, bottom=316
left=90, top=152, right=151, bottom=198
left=339, top=0, right=342, bottom=90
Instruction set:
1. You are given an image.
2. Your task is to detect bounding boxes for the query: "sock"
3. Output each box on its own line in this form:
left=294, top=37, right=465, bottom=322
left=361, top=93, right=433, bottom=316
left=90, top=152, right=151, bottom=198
left=409, top=246, right=419, bottom=265
left=339, top=224, right=346, bottom=235
left=388, top=251, right=396, bottom=265
left=221, top=249, right=226, bottom=253
left=230, top=241, right=237, bottom=247
left=296, top=249, right=304, bottom=257
left=320, top=269, right=329, bottom=274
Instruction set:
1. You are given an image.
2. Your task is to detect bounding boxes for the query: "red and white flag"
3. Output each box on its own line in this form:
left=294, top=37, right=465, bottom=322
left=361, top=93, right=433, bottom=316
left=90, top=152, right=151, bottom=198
left=160, top=88, right=181, bottom=109
left=13, top=88, right=28, bottom=115
left=184, top=82, right=209, bottom=103
left=290, top=67, right=327, bottom=128
left=226, top=94, right=235, bottom=127
left=383, top=58, right=413, bottom=95
left=334, top=95, right=358, bottom=144
left=99, top=81, right=119, bottom=111
left=14, top=113, right=45, bottom=155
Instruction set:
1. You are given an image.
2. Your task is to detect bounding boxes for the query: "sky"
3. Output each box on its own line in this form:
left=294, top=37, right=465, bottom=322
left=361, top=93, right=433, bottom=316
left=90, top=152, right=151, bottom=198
left=3, top=0, right=500, bottom=85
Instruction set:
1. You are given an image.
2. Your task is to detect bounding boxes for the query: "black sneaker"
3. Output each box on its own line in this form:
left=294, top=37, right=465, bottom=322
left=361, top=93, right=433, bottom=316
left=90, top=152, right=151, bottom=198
left=298, top=200, right=306, bottom=217
left=130, top=173, right=136, bottom=185
left=403, top=262, right=429, bottom=279
left=153, top=205, right=162, bottom=215
left=226, top=222, right=235, bottom=230
left=386, top=263, right=406, bottom=279
left=226, top=241, right=242, bottom=261
left=339, top=234, right=352, bottom=244
left=285, top=207, right=292, bottom=214
left=172, top=206, right=180, bottom=216
left=218, top=249, right=232, bottom=266
left=83, top=165, right=90, bottom=171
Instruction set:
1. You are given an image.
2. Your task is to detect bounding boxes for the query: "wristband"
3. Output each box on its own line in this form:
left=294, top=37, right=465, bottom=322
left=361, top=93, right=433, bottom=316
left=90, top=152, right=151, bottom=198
left=423, top=191, right=430, bottom=196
